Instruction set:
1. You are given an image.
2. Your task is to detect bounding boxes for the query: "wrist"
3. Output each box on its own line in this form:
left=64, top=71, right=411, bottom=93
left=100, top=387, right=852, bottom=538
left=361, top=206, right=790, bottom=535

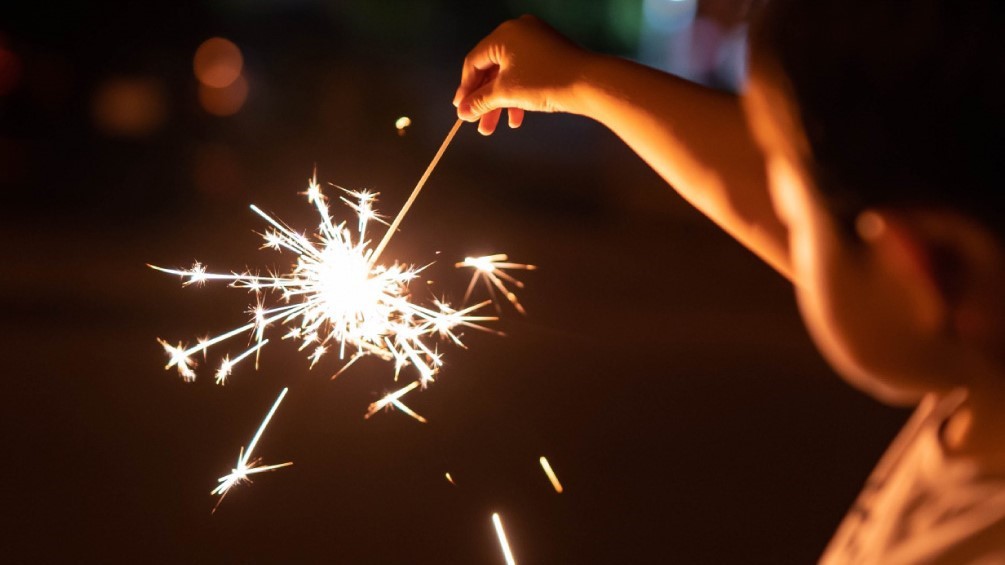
left=564, top=52, right=618, bottom=120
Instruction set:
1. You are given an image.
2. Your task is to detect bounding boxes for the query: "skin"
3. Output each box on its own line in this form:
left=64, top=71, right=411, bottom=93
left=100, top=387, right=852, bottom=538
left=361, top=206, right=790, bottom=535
left=455, top=16, right=1005, bottom=469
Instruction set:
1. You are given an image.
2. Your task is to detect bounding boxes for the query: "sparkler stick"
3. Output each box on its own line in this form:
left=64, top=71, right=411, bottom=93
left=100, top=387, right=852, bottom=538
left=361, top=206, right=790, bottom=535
left=492, top=512, right=517, bottom=565
left=369, top=118, right=463, bottom=265
left=211, top=387, right=292, bottom=512
left=539, top=456, right=563, bottom=493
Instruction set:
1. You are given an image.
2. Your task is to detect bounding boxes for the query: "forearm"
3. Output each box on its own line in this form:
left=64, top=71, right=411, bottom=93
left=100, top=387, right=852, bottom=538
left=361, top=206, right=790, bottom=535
left=570, top=54, right=793, bottom=279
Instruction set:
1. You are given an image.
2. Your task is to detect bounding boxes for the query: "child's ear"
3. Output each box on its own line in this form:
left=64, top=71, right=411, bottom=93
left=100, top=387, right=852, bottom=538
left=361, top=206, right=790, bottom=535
left=857, top=208, right=1005, bottom=350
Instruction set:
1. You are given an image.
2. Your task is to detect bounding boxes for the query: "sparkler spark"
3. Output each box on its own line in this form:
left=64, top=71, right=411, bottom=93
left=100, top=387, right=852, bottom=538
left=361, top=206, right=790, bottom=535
left=364, top=381, right=428, bottom=423
left=211, top=387, right=292, bottom=512
left=457, top=254, right=537, bottom=315
left=492, top=512, right=518, bottom=565
left=539, top=456, right=563, bottom=493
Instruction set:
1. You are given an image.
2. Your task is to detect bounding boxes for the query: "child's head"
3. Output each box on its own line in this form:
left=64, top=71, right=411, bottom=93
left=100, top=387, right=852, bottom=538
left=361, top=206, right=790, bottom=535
left=744, top=0, right=1005, bottom=404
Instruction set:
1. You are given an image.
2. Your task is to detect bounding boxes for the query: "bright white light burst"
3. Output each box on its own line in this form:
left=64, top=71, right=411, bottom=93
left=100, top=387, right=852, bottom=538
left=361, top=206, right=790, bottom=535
left=152, top=171, right=526, bottom=419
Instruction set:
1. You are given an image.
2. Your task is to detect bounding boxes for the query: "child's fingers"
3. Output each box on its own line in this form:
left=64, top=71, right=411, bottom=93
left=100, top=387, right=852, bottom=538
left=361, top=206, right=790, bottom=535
left=456, top=30, right=506, bottom=108
left=508, top=108, right=524, bottom=129
left=478, top=108, right=503, bottom=136
left=458, top=78, right=500, bottom=121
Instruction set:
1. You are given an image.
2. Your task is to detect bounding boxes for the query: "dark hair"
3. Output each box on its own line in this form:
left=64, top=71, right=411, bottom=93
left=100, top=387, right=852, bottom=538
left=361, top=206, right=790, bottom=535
left=749, top=0, right=1004, bottom=238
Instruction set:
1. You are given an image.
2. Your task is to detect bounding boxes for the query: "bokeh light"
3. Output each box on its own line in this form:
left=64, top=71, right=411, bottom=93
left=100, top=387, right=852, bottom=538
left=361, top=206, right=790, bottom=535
left=91, top=77, right=167, bottom=137
left=193, top=37, right=243, bottom=88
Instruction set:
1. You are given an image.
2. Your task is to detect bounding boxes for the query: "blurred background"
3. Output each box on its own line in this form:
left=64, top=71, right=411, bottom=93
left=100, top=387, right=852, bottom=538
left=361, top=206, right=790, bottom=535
left=1, top=1, right=908, bottom=563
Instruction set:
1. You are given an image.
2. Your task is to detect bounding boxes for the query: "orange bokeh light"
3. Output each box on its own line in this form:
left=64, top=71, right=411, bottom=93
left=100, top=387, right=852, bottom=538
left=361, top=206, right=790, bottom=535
left=91, top=77, right=167, bottom=136
left=193, top=37, right=243, bottom=89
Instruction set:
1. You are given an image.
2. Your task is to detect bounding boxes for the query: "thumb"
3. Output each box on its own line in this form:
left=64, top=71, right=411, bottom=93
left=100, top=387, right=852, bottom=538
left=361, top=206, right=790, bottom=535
left=457, top=80, right=502, bottom=122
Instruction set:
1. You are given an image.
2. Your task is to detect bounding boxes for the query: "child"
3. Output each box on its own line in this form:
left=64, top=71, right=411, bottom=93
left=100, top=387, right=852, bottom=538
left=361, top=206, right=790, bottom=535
left=453, top=3, right=1005, bottom=562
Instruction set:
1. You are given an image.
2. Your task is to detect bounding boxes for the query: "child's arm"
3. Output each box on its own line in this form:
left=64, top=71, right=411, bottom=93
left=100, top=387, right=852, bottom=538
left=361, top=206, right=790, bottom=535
left=454, top=16, right=792, bottom=280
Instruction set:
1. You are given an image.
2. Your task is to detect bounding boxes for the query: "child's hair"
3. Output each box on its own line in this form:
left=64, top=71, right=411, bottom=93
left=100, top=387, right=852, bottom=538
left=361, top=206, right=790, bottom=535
left=749, top=0, right=1004, bottom=239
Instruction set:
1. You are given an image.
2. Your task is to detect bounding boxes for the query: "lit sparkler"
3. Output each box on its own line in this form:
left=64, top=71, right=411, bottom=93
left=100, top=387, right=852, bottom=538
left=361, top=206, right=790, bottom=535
left=152, top=120, right=529, bottom=419
left=211, top=387, right=292, bottom=512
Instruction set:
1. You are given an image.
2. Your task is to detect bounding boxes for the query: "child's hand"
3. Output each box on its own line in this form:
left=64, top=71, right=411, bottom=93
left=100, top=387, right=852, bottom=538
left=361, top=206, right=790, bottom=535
left=453, top=15, right=591, bottom=135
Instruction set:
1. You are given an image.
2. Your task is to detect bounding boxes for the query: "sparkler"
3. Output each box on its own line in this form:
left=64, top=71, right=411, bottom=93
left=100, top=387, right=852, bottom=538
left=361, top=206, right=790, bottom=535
left=211, top=387, right=292, bottom=512
left=155, top=118, right=535, bottom=516
left=153, top=119, right=527, bottom=420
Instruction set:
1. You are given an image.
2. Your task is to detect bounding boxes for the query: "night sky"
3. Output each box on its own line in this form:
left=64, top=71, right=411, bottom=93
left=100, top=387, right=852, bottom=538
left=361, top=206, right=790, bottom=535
left=1, top=2, right=909, bottom=562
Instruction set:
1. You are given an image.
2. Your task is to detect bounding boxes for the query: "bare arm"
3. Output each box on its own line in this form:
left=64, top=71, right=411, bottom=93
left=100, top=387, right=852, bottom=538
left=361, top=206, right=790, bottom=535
left=454, top=16, right=793, bottom=280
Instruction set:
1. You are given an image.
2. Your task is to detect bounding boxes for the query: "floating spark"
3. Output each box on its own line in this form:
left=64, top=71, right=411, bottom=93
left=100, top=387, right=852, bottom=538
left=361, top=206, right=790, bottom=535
left=211, top=387, right=292, bottom=512
left=395, top=116, right=412, bottom=136
left=216, top=339, right=269, bottom=385
left=492, top=512, right=518, bottom=565
left=457, top=254, right=537, bottom=315
left=539, top=456, right=563, bottom=493
left=445, top=472, right=456, bottom=486
left=364, top=381, right=427, bottom=423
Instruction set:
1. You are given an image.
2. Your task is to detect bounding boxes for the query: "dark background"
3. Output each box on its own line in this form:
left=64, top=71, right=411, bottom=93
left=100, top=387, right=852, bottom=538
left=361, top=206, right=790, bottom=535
left=0, top=1, right=907, bottom=563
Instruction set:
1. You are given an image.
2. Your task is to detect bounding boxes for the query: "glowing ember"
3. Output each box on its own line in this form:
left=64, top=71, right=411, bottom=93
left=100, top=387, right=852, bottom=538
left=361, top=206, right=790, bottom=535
left=211, top=387, right=292, bottom=512
left=445, top=472, right=456, bottom=486
left=539, top=456, right=563, bottom=493
left=492, top=512, right=517, bottom=565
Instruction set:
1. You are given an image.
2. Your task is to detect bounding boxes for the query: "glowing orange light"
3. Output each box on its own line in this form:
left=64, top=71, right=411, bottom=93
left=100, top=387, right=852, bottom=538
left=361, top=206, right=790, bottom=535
left=194, top=37, right=243, bottom=88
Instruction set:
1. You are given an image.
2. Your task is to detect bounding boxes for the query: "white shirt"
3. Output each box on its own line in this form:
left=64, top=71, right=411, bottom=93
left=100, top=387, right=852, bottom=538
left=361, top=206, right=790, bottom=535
left=821, top=391, right=1005, bottom=564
